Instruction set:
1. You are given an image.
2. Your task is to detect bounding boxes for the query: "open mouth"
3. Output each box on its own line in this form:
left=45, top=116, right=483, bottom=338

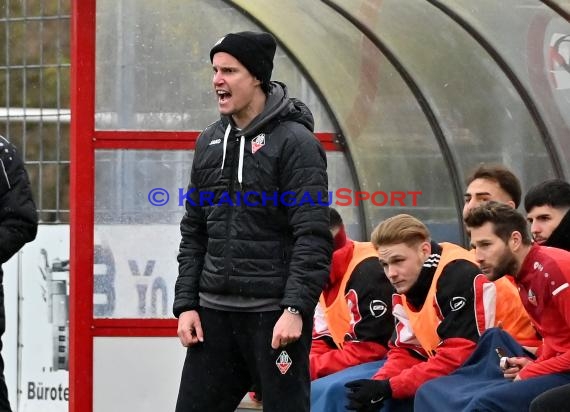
left=217, top=90, right=231, bottom=103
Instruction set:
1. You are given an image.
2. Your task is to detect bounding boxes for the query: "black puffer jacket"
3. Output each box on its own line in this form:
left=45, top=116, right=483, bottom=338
left=0, top=136, right=38, bottom=279
left=174, top=82, right=332, bottom=317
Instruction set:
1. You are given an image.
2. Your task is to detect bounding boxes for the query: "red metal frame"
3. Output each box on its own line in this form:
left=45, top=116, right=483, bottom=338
left=70, top=1, right=341, bottom=411
left=94, top=130, right=342, bottom=151
left=70, top=1, right=95, bottom=410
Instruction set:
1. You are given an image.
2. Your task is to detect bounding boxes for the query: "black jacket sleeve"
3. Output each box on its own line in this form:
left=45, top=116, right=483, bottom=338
left=173, top=134, right=209, bottom=317
left=0, top=138, right=38, bottom=265
left=277, top=123, right=332, bottom=316
left=435, top=259, right=485, bottom=343
left=348, top=257, right=394, bottom=346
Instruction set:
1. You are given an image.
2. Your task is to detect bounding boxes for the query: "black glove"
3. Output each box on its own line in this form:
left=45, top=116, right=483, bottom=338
left=345, top=379, right=392, bottom=411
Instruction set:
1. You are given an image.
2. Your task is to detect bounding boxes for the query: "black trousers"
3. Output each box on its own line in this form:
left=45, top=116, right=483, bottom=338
left=0, top=284, right=11, bottom=412
left=530, top=383, right=570, bottom=412
left=175, top=307, right=312, bottom=412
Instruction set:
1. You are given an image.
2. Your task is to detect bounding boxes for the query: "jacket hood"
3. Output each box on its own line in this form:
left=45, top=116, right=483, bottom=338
left=544, top=209, right=570, bottom=252
left=221, top=81, right=315, bottom=138
left=271, top=81, right=315, bottom=133
left=218, top=81, right=316, bottom=187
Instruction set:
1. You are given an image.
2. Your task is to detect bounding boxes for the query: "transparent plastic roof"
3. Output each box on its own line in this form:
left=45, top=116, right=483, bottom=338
left=233, top=0, right=570, bottom=238
left=95, top=0, right=570, bottom=239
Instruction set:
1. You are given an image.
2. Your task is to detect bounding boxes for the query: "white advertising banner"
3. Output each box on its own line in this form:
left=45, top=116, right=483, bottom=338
left=92, top=224, right=181, bottom=319
left=16, top=224, right=181, bottom=412
left=18, top=225, right=70, bottom=412
left=3, top=252, right=19, bottom=410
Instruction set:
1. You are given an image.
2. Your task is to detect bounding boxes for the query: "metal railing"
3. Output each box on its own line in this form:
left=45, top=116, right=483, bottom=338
left=0, top=0, right=71, bottom=223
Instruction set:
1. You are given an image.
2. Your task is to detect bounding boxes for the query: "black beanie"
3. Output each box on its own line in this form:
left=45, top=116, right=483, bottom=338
left=210, top=31, right=277, bottom=86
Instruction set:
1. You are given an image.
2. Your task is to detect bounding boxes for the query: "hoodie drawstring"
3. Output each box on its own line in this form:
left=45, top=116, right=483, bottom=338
left=237, top=136, right=244, bottom=187
left=220, top=123, right=245, bottom=187
left=220, top=123, right=231, bottom=171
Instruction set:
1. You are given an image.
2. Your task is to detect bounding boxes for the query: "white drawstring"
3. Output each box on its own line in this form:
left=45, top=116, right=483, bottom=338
left=220, top=124, right=245, bottom=187
left=220, top=123, right=231, bottom=171
left=237, top=135, right=245, bottom=186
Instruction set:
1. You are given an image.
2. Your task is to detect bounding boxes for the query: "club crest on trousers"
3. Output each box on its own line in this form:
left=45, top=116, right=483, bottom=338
left=276, top=350, right=292, bottom=374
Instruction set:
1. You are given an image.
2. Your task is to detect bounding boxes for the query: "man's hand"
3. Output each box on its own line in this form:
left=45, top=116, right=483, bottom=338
left=271, top=310, right=302, bottom=349
left=177, top=310, right=204, bottom=347
left=345, top=379, right=391, bottom=411
left=502, top=357, right=531, bottom=380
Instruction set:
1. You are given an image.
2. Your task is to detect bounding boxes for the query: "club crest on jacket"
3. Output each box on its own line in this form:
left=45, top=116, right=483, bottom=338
left=252, top=133, right=265, bottom=154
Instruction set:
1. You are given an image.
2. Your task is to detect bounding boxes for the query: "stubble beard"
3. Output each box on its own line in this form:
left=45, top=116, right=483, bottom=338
left=489, top=250, right=519, bottom=281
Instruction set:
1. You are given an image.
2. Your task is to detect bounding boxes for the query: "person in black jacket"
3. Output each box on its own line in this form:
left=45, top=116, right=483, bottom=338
left=173, top=31, right=332, bottom=412
left=0, top=136, right=37, bottom=411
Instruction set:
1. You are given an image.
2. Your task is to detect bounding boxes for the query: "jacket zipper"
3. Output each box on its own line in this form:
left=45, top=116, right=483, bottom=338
left=223, top=133, right=241, bottom=290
